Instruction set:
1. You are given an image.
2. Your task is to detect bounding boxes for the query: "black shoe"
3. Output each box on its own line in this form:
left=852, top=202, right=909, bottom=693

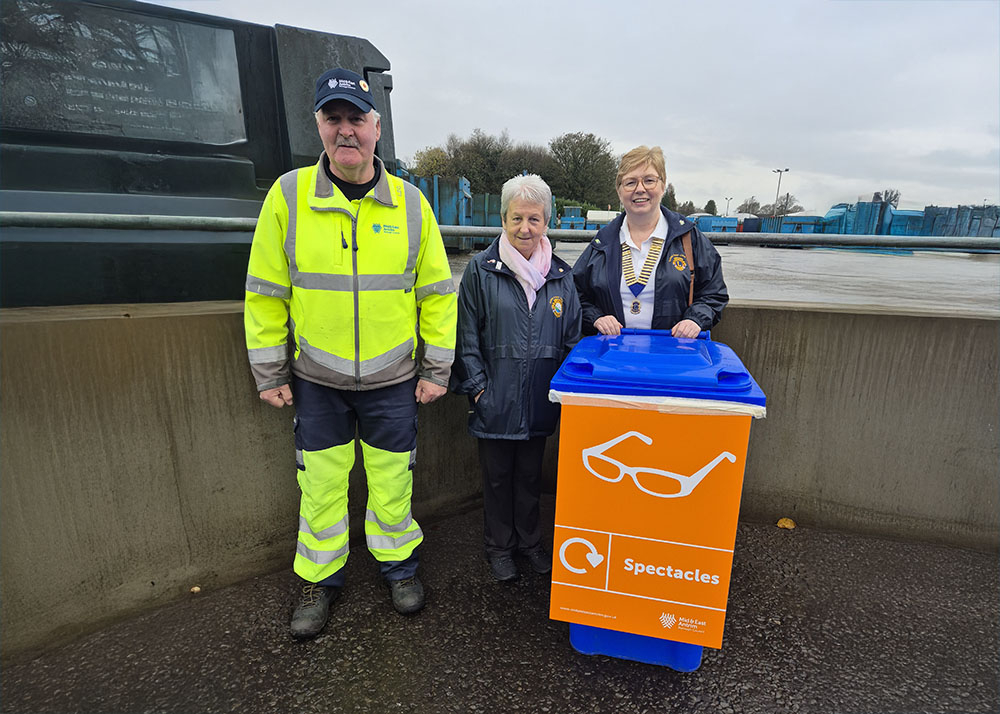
left=389, top=575, right=425, bottom=615
left=489, top=554, right=519, bottom=582
left=290, top=582, right=340, bottom=639
left=523, top=546, right=552, bottom=574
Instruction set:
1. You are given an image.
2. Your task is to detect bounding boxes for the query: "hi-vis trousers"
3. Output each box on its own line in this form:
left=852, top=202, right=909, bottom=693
left=291, top=375, right=423, bottom=585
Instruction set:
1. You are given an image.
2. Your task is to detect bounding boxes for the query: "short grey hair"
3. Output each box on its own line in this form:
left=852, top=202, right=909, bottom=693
left=315, top=107, right=381, bottom=123
left=500, top=174, right=552, bottom=224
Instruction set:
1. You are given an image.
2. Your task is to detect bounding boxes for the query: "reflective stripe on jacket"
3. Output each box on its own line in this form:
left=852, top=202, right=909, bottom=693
left=450, top=238, right=582, bottom=439
left=571, top=206, right=728, bottom=335
left=245, top=154, right=457, bottom=391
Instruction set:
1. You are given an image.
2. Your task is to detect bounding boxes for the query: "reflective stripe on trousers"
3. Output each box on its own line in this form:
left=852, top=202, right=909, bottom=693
left=294, top=442, right=355, bottom=582
left=293, top=440, right=423, bottom=582
left=360, top=441, right=424, bottom=557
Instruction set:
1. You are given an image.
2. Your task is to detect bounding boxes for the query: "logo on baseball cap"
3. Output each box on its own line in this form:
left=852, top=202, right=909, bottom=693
left=314, top=68, right=376, bottom=112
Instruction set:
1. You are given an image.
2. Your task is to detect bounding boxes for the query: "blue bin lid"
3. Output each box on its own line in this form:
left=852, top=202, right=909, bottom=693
left=551, top=330, right=766, bottom=406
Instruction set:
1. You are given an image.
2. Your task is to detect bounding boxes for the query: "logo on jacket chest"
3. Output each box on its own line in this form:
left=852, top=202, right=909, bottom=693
left=669, top=254, right=688, bottom=271
left=371, top=223, right=401, bottom=235
left=550, top=296, right=564, bottom=317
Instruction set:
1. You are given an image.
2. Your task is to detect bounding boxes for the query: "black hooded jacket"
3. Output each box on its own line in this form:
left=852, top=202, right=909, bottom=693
left=450, top=238, right=582, bottom=439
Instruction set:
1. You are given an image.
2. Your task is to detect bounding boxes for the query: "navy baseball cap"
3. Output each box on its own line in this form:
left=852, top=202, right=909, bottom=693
left=314, top=68, right=376, bottom=112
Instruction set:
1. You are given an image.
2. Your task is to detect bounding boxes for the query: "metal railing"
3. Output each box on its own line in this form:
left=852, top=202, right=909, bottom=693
left=2, top=211, right=997, bottom=251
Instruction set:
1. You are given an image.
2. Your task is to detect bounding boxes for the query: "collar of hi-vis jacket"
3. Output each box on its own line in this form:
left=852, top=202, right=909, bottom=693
left=308, top=153, right=396, bottom=211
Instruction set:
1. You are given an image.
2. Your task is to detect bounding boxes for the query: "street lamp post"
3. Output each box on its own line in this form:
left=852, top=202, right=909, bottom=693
left=724, top=196, right=733, bottom=216
left=772, top=168, right=789, bottom=216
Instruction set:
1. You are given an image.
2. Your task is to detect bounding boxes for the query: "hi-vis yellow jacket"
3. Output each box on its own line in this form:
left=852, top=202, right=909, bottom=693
left=244, top=155, right=457, bottom=392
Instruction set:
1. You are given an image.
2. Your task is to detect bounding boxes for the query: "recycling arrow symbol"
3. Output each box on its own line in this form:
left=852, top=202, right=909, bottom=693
left=559, top=537, right=605, bottom=574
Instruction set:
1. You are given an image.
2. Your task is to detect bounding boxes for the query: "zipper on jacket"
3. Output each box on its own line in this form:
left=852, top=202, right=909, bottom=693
left=351, top=215, right=361, bottom=389
left=523, top=302, right=533, bottom=436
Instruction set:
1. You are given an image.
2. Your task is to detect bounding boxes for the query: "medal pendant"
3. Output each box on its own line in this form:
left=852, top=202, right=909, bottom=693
left=630, top=299, right=641, bottom=315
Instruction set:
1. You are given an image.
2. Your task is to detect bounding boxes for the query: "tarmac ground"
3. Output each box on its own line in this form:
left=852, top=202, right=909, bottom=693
left=2, top=497, right=997, bottom=714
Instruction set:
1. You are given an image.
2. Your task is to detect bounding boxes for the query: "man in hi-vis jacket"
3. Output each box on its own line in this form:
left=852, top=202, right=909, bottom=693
left=244, top=68, right=457, bottom=639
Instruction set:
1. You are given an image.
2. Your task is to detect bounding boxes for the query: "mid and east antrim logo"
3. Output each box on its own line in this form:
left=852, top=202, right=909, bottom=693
left=371, top=223, right=400, bottom=235
left=670, top=254, right=688, bottom=271
left=581, top=431, right=735, bottom=498
left=660, top=612, right=677, bottom=629
left=550, top=296, right=564, bottom=317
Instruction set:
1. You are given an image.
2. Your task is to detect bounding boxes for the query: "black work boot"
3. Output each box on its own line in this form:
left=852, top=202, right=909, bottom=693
left=290, top=581, right=340, bottom=639
left=523, top=546, right=552, bottom=574
left=488, top=554, right=519, bottom=582
left=389, top=575, right=425, bottom=615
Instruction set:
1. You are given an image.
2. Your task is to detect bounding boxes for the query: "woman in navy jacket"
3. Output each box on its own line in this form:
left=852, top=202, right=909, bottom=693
left=451, top=174, right=581, bottom=582
left=572, top=146, right=728, bottom=337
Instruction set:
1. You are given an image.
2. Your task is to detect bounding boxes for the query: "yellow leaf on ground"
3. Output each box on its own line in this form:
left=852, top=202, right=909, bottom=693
left=776, top=517, right=797, bottom=530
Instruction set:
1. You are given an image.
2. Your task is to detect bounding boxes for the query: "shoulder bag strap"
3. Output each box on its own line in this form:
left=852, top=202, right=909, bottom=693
left=682, top=232, right=695, bottom=307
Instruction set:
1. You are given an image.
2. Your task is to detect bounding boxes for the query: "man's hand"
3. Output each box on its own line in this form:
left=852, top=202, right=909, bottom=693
left=671, top=319, right=701, bottom=338
left=259, top=384, right=293, bottom=408
left=594, top=315, right=623, bottom=336
left=415, top=379, right=447, bottom=404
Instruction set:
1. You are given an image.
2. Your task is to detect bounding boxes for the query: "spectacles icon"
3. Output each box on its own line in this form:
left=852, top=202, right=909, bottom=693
left=581, top=431, right=735, bottom=499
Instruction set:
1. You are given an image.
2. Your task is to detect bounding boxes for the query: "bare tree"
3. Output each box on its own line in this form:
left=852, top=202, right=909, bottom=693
left=881, top=188, right=901, bottom=207
left=736, top=196, right=761, bottom=215
left=760, top=193, right=803, bottom=217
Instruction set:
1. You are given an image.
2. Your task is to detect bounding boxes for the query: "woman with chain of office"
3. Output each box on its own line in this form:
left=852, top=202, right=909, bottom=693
left=572, top=146, right=728, bottom=338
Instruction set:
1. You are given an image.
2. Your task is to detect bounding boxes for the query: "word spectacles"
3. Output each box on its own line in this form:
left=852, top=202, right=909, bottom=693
left=620, top=176, right=661, bottom=191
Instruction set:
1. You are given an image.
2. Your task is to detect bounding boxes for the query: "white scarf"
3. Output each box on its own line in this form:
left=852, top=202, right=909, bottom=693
left=498, top=231, right=552, bottom=308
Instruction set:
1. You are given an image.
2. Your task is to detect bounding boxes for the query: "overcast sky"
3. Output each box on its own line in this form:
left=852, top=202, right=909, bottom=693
left=154, top=0, right=998, bottom=214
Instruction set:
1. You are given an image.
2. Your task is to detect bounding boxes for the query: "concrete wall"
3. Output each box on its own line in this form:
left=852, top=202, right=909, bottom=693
left=2, top=301, right=997, bottom=658
left=0, top=303, right=482, bottom=660
left=711, top=307, right=998, bottom=549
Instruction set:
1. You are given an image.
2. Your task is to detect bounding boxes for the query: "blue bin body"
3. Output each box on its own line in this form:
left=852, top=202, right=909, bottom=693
left=550, top=330, right=765, bottom=671
left=570, top=623, right=704, bottom=671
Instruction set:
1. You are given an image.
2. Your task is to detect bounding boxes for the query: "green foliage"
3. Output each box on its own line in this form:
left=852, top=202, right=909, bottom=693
left=498, top=142, right=558, bottom=186
left=445, top=129, right=512, bottom=194
left=662, top=182, right=678, bottom=211
left=704, top=199, right=718, bottom=215
left=548, top=132, right=618, bottom=209
left=676, top=200, right=698, bottom=215
left=410, top=130, right=555, bottom=195
left=409, top=129, right=620, bottom=209
left=411, top=146, right=449, bottom=178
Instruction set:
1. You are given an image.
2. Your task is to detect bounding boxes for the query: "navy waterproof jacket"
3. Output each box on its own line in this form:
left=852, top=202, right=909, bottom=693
left=450, top=238, right=582, bottom=439
left=572, top=206, right=728, bottom=335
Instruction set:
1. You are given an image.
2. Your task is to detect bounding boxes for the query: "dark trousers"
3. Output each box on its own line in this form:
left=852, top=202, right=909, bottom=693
left=477, top=436, right=547, bottom=558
